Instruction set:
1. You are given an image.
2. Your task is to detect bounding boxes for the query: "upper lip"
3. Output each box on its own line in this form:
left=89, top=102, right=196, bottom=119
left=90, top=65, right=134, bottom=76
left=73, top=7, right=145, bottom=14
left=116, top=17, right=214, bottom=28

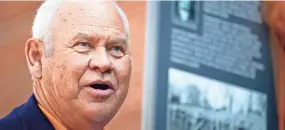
left=88, top=80, right=114, bottom=90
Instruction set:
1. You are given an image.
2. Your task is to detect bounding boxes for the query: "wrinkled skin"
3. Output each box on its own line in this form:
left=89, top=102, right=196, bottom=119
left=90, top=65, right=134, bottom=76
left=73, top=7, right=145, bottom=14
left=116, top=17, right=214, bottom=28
left=25, top=1, right=131, bottom=130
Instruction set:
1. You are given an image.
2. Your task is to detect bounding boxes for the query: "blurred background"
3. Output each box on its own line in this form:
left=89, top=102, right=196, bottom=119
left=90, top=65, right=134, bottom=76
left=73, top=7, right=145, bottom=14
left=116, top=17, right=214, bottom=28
left=0, top=1, right=285, bottom=130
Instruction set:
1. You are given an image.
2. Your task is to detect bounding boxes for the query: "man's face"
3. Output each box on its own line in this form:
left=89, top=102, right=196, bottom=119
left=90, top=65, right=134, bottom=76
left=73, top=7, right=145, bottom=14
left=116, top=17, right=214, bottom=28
left=178, top=1, right=191, bottom=22
left=40, top=1, right=131, bottom=124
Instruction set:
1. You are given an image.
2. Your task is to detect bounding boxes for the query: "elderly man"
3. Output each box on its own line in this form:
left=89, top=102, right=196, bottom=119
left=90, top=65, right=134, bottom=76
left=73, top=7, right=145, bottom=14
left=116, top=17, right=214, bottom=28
left=0, top=0, right=131, bottom=130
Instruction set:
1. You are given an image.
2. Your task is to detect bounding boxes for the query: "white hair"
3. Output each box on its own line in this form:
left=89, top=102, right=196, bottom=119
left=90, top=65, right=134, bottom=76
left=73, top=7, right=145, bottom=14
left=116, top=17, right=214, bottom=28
left=32, top=0, right=130, bottom=56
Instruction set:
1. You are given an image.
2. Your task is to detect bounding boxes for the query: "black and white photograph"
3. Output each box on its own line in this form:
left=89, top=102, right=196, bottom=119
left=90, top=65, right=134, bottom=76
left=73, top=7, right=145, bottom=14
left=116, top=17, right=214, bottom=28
left=167, top=68, right=267, bottom=130
left=172, top=1, right=200, bottom=30
left=175, top=1, right=195, bottom=22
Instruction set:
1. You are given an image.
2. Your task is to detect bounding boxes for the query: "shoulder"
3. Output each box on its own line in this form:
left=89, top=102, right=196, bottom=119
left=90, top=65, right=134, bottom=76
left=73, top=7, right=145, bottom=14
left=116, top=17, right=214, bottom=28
left=0, top=95, right=54, bottom=130
left=0, top=106, right=23, bottom=130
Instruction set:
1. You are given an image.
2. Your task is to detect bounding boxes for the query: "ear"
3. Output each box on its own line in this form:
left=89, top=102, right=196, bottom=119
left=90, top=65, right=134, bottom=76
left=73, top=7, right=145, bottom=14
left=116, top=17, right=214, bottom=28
left=25, top=38, right=44, bottom=79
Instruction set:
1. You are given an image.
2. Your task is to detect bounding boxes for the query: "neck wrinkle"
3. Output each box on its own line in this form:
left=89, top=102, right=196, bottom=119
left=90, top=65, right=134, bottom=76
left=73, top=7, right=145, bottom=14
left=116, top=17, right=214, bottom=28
left=33, top=80, right=104, bottom=130
left=33, top=81, right=70, bottom=129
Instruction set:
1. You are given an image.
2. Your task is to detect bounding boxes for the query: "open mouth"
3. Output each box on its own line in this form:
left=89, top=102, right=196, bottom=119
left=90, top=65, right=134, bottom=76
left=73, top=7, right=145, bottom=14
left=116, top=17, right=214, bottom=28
left=88, top=81, right=114, bottom=97
left=90, top=84, right=111, bottom=90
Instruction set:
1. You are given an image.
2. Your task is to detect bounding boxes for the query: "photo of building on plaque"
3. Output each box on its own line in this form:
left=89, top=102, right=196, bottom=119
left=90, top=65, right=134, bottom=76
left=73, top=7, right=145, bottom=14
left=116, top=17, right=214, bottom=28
left=167, top=68, right=267, bottom=130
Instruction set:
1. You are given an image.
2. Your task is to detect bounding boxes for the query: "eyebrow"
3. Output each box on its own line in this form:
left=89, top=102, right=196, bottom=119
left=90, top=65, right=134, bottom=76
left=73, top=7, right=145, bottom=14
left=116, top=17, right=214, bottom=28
left=72, top=32, right=127, bottom=44
left=72, top=33, right=93, bottom=41
left=108, top=37, right=127, bottom=45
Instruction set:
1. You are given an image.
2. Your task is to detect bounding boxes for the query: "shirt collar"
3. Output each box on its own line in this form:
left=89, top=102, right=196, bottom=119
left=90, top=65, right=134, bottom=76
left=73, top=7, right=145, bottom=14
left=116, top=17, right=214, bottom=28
left=38, top=104, right=68, bottom=130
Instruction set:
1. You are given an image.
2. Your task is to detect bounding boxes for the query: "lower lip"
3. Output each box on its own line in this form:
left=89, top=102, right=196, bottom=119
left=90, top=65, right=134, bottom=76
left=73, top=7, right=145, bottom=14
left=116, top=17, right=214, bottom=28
left=88, top=87, right=114, bottom=97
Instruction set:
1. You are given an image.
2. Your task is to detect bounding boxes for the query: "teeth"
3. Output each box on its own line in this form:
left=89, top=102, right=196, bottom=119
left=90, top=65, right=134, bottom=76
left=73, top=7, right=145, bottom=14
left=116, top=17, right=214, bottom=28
left=90, top=84, right=110, bottom=90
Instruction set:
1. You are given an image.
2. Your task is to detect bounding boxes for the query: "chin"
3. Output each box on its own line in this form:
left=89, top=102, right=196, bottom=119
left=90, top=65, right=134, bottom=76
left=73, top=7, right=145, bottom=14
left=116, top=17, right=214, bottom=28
left=81, top=102, right=118, bottom=123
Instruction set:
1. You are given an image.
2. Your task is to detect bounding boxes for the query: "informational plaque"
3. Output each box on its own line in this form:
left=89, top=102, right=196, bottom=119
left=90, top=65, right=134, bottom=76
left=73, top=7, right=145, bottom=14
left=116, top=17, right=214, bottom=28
left=143, top=1, right=278, bottom=130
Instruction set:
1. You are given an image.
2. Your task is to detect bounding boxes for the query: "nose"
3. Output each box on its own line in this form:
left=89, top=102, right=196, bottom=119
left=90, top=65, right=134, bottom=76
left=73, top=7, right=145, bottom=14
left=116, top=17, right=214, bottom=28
left=89, top=47, right=112, bottom=73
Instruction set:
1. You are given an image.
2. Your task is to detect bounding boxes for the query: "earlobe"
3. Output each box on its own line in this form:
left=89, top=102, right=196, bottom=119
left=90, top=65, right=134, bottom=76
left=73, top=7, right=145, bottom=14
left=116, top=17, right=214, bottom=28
left=31, top=62, right=42, bottom=79
left=25, top=38, right=43, bottom=79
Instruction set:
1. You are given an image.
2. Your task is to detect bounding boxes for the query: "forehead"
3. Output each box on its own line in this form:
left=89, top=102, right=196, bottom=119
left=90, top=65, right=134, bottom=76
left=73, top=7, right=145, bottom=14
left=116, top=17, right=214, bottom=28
left=52, top=1, right=125, bottom=40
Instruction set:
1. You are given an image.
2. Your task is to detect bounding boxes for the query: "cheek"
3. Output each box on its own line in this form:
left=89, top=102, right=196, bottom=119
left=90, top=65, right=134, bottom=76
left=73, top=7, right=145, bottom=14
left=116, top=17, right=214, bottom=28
left=113, top=56, right=132, bottom=88
left=51, top=53, right=90, bottom=100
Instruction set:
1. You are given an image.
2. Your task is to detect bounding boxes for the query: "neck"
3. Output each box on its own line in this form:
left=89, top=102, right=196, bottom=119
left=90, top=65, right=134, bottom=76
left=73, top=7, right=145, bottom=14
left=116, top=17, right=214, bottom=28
left=33, top=81, right=104, bottom=130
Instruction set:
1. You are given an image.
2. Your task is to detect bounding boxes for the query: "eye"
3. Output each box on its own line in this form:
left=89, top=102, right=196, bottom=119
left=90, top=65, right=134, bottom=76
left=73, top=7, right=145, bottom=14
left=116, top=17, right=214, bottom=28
left=73, top=41, right=92, bottom=53
left=112, top=46, right=121, bottom=52
left=79, top=42, right=89, bottom=47
left=109, top=46, right=124, bottom=58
